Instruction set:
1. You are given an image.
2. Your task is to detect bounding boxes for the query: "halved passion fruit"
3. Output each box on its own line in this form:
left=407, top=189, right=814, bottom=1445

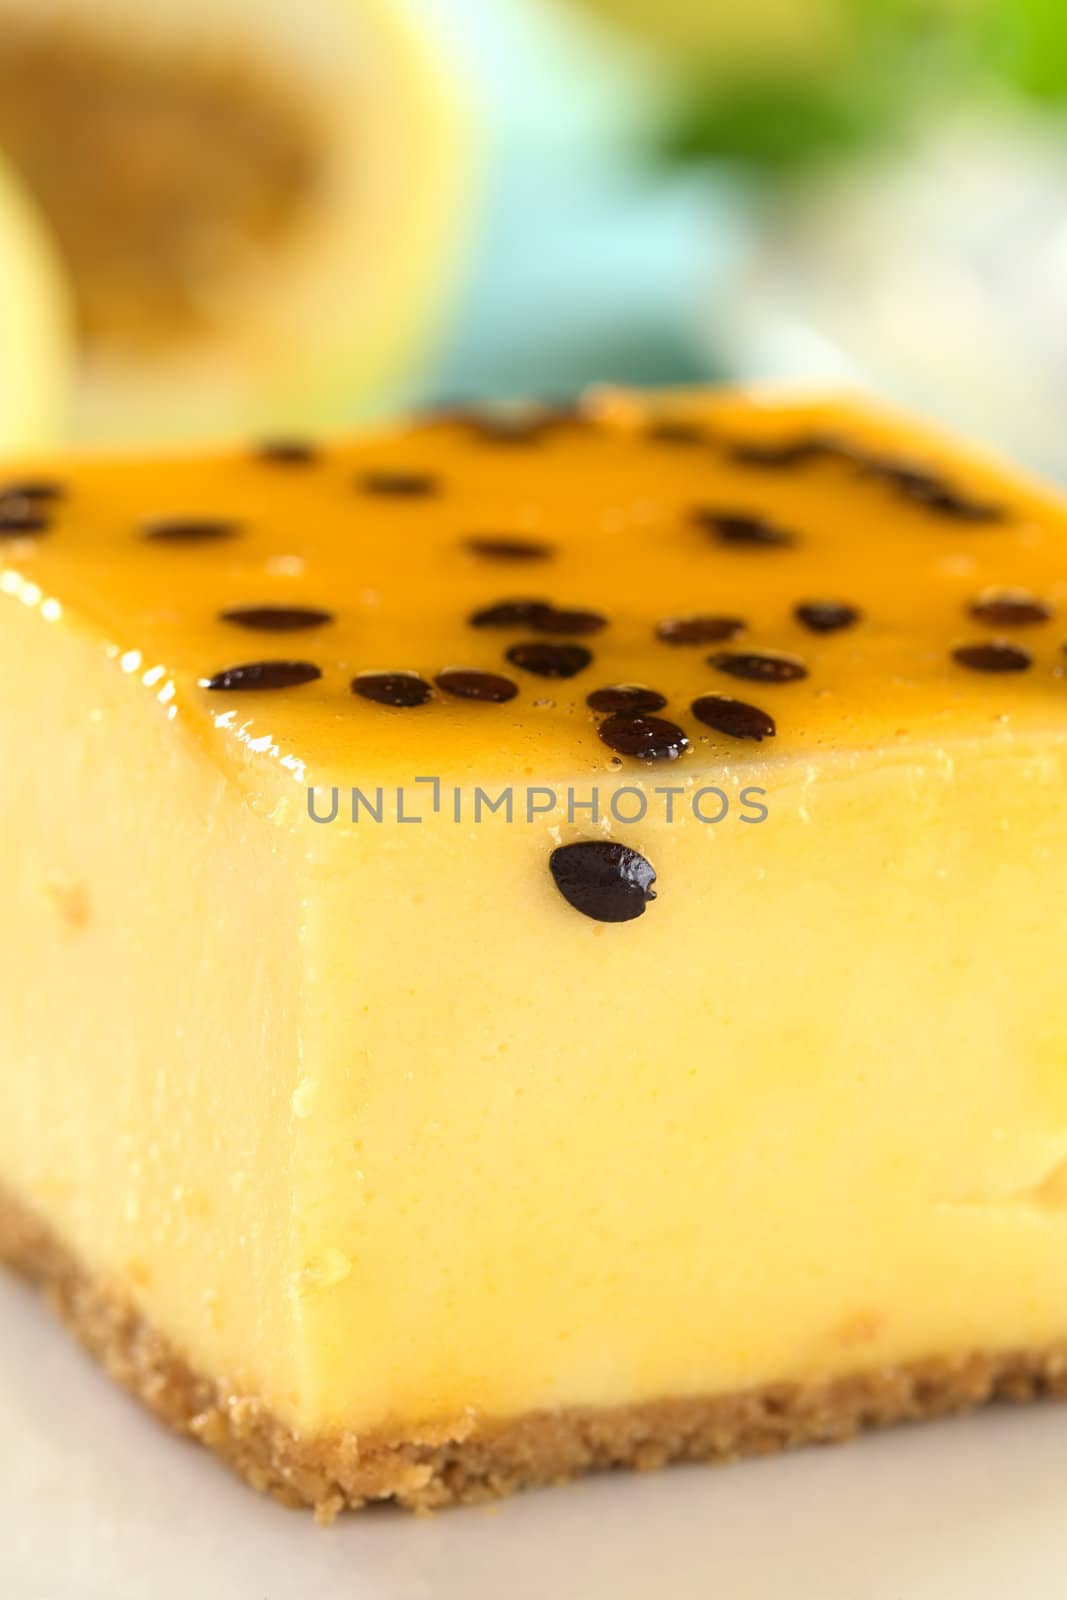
left=0, top=0, right=473, bottom=444
left=0, top=151, right=71, bottom=451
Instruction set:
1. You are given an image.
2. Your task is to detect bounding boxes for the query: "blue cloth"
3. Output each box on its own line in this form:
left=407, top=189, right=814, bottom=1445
left=407, top=0, right=748, bottom=402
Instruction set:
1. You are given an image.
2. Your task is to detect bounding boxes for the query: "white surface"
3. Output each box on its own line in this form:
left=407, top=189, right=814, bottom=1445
left=723, top=109, right=1067, bottom=481
left=3, top=1270, right=1067, bottom=1600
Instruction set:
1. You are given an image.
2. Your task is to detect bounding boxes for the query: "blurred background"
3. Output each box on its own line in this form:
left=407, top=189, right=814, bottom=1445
left=1, top=0, right=1066, bottom=472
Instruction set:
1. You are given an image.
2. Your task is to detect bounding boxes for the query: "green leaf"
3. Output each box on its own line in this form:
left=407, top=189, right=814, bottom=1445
left=661, top=71, right=902, bottom=173
left=970, top=0, right=1067, bottom=103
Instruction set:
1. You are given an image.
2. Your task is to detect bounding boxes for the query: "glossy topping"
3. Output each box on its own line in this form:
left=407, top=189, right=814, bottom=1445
left=2, top=386, right=1064, bottom=785
left=549, top=841, right=657, bottom=923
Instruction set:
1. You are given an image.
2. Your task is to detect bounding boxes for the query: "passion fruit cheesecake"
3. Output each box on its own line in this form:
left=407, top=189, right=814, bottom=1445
left=4, top=388, right=1067, bottom=1518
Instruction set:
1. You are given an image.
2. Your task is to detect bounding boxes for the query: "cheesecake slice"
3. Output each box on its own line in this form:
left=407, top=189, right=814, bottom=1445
left=4, top=389, right=1067, bottom=1518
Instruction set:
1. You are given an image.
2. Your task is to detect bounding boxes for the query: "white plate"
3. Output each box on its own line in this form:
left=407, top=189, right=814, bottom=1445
left=3, top=1270, right=1067, bottom=1599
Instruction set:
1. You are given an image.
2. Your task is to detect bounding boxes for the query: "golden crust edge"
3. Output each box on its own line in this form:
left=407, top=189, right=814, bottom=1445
left=3, top=1186, right=1067, bottom=1521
